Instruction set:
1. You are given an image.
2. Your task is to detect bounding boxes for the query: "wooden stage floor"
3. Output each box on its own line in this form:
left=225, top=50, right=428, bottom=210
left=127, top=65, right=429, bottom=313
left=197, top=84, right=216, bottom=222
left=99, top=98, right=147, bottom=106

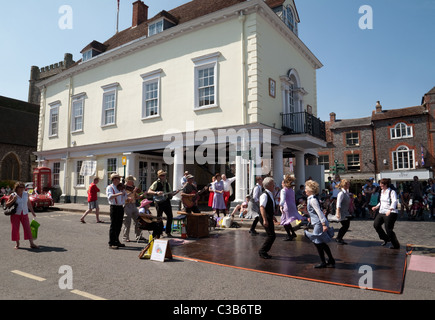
left=171, top=230, right=407, bottom=294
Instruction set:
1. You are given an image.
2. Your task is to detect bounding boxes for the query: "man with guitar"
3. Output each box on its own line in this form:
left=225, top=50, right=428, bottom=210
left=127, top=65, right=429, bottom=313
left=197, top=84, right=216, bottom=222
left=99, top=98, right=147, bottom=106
left=148, top=170, right=178, bottom=238
left=180, top=174, right=203, bottom=214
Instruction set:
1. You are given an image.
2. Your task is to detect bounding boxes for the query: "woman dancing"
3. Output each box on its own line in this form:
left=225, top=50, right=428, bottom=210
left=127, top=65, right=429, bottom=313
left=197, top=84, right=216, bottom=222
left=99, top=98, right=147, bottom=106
left=304, top=180, right=335, bottom=268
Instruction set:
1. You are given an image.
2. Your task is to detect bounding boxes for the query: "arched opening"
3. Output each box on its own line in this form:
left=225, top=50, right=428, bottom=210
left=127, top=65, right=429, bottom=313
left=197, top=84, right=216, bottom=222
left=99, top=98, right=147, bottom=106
left=1, top=153, right=21, bottom=180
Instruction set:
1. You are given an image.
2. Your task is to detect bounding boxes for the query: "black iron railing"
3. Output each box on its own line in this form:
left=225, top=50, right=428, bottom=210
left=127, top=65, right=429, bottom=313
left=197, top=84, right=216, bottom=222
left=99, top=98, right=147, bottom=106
left=281, top=111, right=326, bottom=141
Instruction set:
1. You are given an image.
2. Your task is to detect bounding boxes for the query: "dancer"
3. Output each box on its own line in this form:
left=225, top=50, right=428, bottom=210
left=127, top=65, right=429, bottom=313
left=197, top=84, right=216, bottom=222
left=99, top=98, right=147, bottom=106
left=279, top=175, right=304, bottom=241
left=212, top=173, right=227, bottom=216
left=247, top=176, right=263, bottom=235
left=335, top=179, right=351, bottom=245
left=372, top=178, right=400, bottom=249
left=304, top=180, right=335, bottom=268
left=258, top=177, right=277, bottom=259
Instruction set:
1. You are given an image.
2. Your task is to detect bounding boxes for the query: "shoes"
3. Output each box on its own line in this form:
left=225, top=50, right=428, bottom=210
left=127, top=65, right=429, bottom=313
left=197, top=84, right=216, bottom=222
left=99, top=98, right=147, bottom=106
left=165, top=233, right=173, bottom=238
left=389, top=245, right=400, bottom=250
left=326, top=259, right=336, bottom=268
left=314, top=263, right=327, bottom=269
left=283, top=235, right=296, bottom=241
left=381, top=240, right=389, bottom=246
left=259, top=252, right=272, bottom=259
left=109, top=245, right=119, bottom=250
left=336, top=239, right=347, bottom=245
left=249, top=230, right=259, bottom=235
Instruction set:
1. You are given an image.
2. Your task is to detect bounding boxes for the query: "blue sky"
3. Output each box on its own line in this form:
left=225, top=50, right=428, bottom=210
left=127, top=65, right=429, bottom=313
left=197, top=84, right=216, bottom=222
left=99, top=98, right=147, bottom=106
left=1, top=0, right=434, bottom=121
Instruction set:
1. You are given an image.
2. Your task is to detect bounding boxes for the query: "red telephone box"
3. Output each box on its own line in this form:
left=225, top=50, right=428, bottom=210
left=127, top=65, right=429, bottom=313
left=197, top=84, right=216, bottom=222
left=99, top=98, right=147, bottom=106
left=33, top=167, right=52, bottom=192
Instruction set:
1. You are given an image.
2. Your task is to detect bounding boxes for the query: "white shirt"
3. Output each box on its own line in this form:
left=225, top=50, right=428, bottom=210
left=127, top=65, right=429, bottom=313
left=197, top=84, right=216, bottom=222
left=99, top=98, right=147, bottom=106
left=375, top=188, right=398, bottom=214
left=222, top=177, right=236, bottom=195
left=259, top=189, right=275, bottom=211
left=106, top=184, right=126, bottom=206
left=14, top=192, right=29, bottom=215
left=252, top=183, right=262, bottom=203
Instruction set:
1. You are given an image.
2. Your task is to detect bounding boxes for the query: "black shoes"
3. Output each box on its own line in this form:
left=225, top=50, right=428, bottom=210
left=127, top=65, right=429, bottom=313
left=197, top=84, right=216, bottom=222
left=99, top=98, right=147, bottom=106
left=314, top=259, right=335, bottom=268
left=336, top=238, right=347, bottom=245
left=259, top=252, right=272, bottom=259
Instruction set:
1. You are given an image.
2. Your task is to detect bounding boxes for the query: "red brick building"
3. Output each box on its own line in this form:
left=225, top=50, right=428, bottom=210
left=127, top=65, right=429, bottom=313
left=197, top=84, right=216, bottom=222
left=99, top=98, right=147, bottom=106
left=320, top=87, right=434, bottom=189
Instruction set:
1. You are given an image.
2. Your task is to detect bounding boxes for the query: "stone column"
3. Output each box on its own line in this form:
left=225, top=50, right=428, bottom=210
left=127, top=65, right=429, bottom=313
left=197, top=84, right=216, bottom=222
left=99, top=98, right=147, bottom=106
left=294, top=151, right=305, bottom=187
left=273, top=146, right=284, bottom=187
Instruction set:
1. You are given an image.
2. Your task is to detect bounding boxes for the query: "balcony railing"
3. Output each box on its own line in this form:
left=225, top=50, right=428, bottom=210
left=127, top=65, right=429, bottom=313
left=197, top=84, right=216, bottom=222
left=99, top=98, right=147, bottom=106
left=281, top=111, right=326, bottom=141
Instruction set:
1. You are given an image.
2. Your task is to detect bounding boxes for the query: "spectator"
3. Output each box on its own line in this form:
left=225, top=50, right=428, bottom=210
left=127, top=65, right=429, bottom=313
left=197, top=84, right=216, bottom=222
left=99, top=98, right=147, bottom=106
left=80, top=177, right=103, bottom=223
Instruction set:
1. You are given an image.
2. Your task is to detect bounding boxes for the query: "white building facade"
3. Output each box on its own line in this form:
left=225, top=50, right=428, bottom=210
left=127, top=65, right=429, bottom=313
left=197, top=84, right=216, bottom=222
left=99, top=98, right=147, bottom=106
left=35, top=0, right=326, bottom=204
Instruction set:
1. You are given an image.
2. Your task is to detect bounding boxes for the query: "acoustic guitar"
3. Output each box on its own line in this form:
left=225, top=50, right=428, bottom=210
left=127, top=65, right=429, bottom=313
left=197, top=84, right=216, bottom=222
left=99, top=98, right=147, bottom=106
left=138, top=215, right=162, bottom=227
left=181, top=186, right=209, bottom=209
left=153, top=189, right=181, bottom=204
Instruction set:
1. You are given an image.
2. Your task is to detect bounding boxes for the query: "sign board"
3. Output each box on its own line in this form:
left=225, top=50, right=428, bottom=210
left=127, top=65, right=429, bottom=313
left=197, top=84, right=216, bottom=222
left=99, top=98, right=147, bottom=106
left=122, top=156, right=127, bottom=166
left=150, top=240, right=172, bottom=262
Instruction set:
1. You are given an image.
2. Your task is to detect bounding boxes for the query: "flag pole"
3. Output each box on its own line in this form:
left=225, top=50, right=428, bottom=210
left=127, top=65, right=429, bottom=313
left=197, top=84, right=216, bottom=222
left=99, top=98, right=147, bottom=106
left=116, top=0, right=120, bottom=33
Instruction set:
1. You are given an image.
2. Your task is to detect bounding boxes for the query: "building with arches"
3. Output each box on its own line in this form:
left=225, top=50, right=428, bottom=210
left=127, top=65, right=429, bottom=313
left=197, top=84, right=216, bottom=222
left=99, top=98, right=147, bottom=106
left=0, top=96, right=40, bottom=183
left=34, top=0, right=327, bottom=204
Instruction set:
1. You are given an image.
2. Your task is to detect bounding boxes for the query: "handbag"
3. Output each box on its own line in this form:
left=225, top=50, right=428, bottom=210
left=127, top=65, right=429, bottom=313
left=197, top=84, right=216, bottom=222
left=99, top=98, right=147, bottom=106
left=4, top=195, right=18, bottom=216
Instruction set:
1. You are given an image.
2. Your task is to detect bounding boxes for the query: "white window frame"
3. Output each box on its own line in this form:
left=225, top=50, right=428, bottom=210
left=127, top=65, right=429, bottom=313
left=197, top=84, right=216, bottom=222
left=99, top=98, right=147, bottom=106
left=101, top=83, right=119, bottom=127
left=390, top=122, right=413, bottom=139
left=71, top=93, right=86, bottom=133
left=148, top=19, right=164, bottom=36
left=52, top=162, right=60, bottom=187
left=106, top=158, right=118, bottom=186
left=83, top=50, right=92, bottom=62
left=346, top=132, right=359, bottom=146
left=392, top=146, right=415, bottom=170
left=347, top=154, right=361, bottom=171
left=141, top=69, right=162, bottom=119
left=48, top=101, right=60, bottom=138
left=75, top=160, right=85, bottom=187
left=192, top=52, right=220, bottom=110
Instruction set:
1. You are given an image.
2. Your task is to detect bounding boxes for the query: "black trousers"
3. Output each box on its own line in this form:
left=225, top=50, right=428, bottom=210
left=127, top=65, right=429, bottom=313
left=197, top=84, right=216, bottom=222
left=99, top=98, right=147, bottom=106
left=337, top=219, right=350, bottom=240
left=373, top=212, right=400, bottom=248
left=109, top=205, right=124, bottom=245
left=259, top=215, right=276, bottom=254
left=250, top=216, right=259, bottom=232
left=156, top=200, right=173, bottom=234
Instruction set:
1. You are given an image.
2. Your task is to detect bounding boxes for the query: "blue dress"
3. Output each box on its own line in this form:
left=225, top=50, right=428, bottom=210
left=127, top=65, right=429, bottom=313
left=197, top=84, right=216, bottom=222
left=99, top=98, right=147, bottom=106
left=304, top=195, right=334, bottom=244
left=212, top=180, right=226, bottom=210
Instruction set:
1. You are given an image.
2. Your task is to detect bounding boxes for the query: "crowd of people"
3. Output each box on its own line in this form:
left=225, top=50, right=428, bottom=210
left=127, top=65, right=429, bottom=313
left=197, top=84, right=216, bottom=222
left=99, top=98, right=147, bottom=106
left=5, top=168, right=434, bottom=269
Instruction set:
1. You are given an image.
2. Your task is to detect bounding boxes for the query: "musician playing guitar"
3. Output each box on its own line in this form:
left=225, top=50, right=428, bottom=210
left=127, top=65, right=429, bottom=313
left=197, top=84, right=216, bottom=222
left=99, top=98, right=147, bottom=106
left=181, top=174, right=201, bottom=213
left=148, top=170, right=177, bottom=237
left=137, top=199, right=163, bottom=239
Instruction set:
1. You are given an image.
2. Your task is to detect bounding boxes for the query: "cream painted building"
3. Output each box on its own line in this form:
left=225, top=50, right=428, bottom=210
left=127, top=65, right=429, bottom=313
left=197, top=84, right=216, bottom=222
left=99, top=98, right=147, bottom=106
left=35, top=0, right=326, bottom=204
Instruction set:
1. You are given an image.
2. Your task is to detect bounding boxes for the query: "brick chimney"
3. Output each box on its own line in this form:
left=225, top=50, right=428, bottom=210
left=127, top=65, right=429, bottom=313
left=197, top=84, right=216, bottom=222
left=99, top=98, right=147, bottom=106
left=132, top=1, right=148, bottom=28
left=375, top=101, right=382, bottom=113
left=329, top=112, right=336, bottom=122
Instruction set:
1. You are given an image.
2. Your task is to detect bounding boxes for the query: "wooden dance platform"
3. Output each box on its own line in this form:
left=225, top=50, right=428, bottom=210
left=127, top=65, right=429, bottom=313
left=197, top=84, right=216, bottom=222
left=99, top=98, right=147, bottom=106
left=171, top=230, right=407, bottom=294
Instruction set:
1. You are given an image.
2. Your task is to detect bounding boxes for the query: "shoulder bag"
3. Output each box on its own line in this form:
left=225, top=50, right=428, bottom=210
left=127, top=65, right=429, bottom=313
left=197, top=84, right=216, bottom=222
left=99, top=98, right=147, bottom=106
left=4, top=194, right=18, bottom=216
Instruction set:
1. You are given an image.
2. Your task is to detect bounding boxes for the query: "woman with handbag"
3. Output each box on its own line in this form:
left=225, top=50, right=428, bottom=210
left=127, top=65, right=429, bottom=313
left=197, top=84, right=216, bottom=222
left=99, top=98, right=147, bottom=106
left=304, top=180, right=335, bottom=268
left=6, top=182, right=38, bottom=250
